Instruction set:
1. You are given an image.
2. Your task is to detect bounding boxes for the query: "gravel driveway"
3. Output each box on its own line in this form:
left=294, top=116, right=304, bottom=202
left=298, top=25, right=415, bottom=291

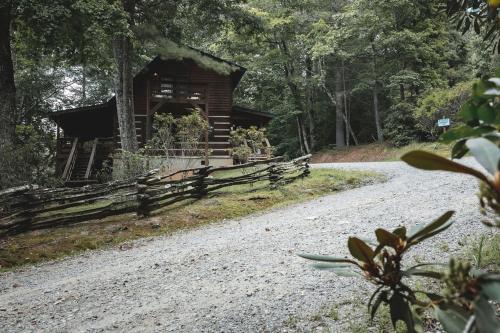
left=0, top=160, right=486, bottom=332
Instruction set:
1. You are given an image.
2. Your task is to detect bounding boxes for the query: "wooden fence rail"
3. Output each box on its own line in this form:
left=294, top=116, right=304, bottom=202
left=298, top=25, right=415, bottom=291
left=0, top=155, right=311, bottom=236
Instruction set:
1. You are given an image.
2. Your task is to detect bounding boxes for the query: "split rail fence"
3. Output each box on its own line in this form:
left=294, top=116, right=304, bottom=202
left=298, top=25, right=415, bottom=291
left=0, top=155, right=310, bottom=236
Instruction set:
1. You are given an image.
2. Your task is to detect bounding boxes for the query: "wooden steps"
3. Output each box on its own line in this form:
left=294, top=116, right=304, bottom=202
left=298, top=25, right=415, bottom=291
left=63, top=139, right=99, bottom=187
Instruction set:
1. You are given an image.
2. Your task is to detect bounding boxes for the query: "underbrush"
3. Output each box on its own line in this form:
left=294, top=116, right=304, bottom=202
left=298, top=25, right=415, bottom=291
left=0, top=168, right=382, bottom=270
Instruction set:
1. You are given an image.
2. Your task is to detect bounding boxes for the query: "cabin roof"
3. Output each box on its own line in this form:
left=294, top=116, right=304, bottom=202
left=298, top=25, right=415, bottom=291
left=50, top=100, right=114, bottom=118
left=51, top=45, right=246, bottom=117
left=232, top=105, right=275, bottom=119
left=187, top=46, right=245, bottom=72
left=140, top=45, right=246, bottom=77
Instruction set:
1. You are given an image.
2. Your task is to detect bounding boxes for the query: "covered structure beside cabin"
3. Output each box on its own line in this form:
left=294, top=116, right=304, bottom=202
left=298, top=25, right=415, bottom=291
left=50, top=46, right=274, bottom=186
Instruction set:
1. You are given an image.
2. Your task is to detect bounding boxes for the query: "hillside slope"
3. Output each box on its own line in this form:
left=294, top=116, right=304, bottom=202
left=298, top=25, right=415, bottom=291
left=311, top=142, right=450, bottom=163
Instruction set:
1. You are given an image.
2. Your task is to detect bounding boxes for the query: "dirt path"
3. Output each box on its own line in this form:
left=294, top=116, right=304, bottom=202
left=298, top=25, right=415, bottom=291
left=0, top=160, right=484, bottom=332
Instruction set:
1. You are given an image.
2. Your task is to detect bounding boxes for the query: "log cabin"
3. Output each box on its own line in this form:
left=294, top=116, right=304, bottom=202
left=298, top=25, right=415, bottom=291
left=50, top=46, right=274, bottom=186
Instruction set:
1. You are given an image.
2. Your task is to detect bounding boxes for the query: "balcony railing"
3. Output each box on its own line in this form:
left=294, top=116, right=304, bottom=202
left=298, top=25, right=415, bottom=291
left=152, top=81, right=206, bottom=103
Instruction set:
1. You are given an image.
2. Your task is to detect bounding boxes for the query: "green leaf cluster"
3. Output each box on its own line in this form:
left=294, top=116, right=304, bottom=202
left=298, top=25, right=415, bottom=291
left=301, top=70, right=500, bottom=333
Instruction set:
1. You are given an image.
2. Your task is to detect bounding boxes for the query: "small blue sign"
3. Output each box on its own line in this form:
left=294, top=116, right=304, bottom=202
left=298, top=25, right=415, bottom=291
left=437, top=118, right=450, bottom=127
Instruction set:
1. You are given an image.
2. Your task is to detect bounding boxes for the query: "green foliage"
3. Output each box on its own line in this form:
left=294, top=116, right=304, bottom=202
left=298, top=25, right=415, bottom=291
left=175, top=109, right=208, bottom=144
left=383, top=102, right=417, bottom=147
left=149, top=110, right=208, bottom=155
left=95, top=159, right=113, bottom=183
left=301, top=214, right=500, bottom=333
left=206, top=0, right=486, bottom=156
left=467, top=233, right=500, bottom=270
left=231, top=146, right=253, bottom=163
left=0, top=125, right=60, bottom=189
left=148, top=112, right=176, bottom=160
left=175, top=109, right=209, bottom=165
left=116, top=149, right=148, bottom=181
left=403, top=73, right=500, bottom=228
left=414, top=82, right=472, bottom=140
left=156, top=40, right=240, bottom=75
left=439, top=74, right=500, bottom=158
left=229, top=126, right=268, bottom=163
left=145, top=109, right=209, bottom=170
left=446, top=0, right=500, bottom=52
left=301, top=72, right=500, bottom=333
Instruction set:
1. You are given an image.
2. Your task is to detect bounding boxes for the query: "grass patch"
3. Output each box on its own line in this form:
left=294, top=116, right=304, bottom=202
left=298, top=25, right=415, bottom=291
left=0, top=168, right=382, bottom=270
left=463, top=232, right=500, bottom=270
left=37, top=200, right=113, bottom=218
left=383, top=142, right=451, bottom=161
left=302, top=298, right=406, bottom=333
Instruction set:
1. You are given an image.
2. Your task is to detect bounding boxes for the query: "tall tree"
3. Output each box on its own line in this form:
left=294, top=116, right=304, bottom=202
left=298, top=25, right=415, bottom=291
left=334, top=66, right=345, bottom=147
left=112, top=0, right=138, bottom=153
left=0, top=0, right=16, bottom=146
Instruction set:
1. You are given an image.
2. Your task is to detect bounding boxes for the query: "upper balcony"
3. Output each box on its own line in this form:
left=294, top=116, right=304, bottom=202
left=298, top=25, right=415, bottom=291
left=151, top=81, right=207, bottom=104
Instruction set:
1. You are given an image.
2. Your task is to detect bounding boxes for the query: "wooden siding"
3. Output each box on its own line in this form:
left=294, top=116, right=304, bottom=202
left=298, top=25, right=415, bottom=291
left=132, top=59, right=234, bottom=156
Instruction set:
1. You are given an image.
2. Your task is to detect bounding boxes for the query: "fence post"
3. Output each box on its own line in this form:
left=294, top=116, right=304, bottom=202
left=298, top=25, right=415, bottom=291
left=269, top=162, right=283, bottom=188
left=303, top=158, right=311, bottom=178
left=136, top=176, right=150, bottom=217
left=194, top=167, right=210, bottom=198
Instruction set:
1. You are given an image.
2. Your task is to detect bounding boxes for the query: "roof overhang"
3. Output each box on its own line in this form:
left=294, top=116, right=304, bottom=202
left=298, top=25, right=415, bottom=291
left=49, top=101, right=112, bottom=119
left=232, top=105, right=275, bottom=119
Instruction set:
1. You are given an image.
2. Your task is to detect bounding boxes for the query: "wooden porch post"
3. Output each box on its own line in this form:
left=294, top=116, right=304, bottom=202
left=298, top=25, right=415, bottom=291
left=204, top=101, right=209, bottom=166
left=146, top=77, right=151, bottom=142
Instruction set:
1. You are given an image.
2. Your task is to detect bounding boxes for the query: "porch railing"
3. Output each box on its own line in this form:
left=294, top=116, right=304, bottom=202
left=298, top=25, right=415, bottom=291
left=151, top=81, right=207, bottom=103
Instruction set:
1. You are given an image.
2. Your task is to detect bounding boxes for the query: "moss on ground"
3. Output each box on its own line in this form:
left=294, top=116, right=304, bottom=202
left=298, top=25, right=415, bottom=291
left=0, top=168, right=381, bottom=270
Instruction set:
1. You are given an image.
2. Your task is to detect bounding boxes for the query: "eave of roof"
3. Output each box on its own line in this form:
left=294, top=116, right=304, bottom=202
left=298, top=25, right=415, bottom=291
left=232, top=105, right=275, bottom=119
left=186, top=45, right=246, bottom=72
left=49, top=101, right=112, bottom=117
left=137, top=43, right=246, bottom=81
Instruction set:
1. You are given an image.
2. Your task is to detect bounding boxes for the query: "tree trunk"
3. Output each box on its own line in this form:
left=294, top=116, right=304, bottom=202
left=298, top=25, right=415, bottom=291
left=277, top=38, right=310, bottom=154
left=399, top=84, right=405, bottom=101
left=342, top=60, right=350, bottom=146
left=335, top=66, right=345, bottom=148
left=81, top=64, right=87, bottom=103
left=81, top=38, right=87, bottom=104
left=372, top=81, right=384, bottom=143
left=0, top=1, right=16, bottom=146
left=371, top=44, right=384, bottom=143
left=112, top=6, right=138, bottom=153
left=286, top=80, right=310, bottom=154
left=296, top=117, right=305, bottom=155
left=306, top=106, right=315, bottom=151
left=322, top=83, right=358, bottom=146
left=305, top=56, right=316, bottom=151
left=298, top=114, right=310, bottom=154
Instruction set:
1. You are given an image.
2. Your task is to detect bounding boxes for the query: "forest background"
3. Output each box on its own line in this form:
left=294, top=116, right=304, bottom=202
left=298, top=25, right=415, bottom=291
left=0, top=0, right=497, bottom=188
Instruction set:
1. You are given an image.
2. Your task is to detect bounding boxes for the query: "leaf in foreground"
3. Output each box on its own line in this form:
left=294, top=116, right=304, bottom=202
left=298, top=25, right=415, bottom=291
left=466, top=137, right=500, bottom=176
left=401, top=151, right=490, bottom=184
left=435, top=306, right=468, bottom=333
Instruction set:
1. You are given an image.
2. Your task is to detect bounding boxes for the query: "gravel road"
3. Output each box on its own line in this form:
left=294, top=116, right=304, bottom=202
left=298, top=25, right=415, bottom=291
left=0, top=160, right=486, bottom=332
